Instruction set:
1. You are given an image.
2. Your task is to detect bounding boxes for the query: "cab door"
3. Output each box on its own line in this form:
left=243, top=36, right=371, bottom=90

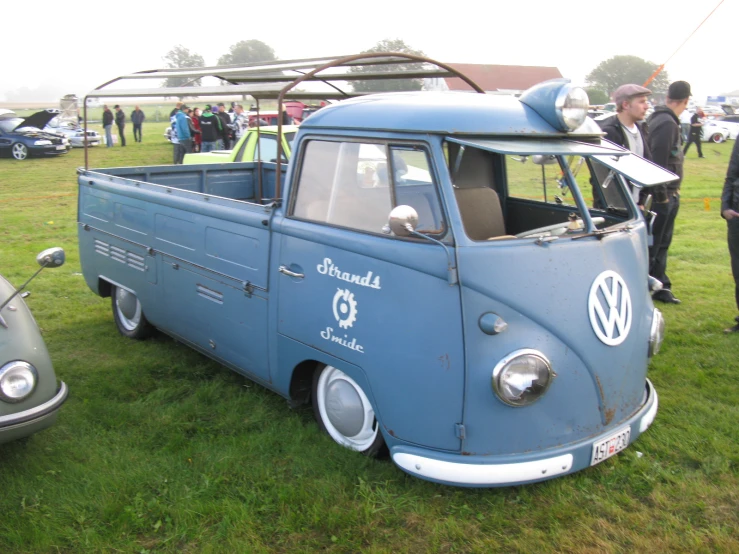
left=274, top=138, right=465, bottom=451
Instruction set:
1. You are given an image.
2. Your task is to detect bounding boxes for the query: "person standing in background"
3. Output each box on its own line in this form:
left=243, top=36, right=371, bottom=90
left=215, top=103, right=232, bottom=149
left=683, top=108, right=705, bottom=158
left=721, top=138, right=739, bottom=333
left=232, top=104, right=248, bottom=142
left=114, top=105, right=126, bottom=147
left=130, top=105, right=145, bottom=143
left=102, top=105, right=114, bottom=147
left=189, top=108, right=202, bottom=153
left=647, top=80, right=691, bottom=305
left=198, top=105, right=221, bottom=152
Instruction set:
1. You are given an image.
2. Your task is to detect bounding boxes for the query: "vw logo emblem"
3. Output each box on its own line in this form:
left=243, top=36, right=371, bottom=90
left=588, top=270, right=632, bottom=346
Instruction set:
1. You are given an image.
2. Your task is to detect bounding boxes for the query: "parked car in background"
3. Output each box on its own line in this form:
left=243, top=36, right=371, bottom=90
left=182, top=125, right=297, bottom=165
left=702, top=120, right=730, bottom=143
left=44, top=116, right=102, bottom=147
left=0, top=248, right=69, bottom=444
left=715, top=115, right=739, bottom=140
left=0, top=109, right=70, bottom=160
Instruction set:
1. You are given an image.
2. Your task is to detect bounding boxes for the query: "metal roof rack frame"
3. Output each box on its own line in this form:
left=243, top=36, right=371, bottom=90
left=83, top=52, right=485, bottom=199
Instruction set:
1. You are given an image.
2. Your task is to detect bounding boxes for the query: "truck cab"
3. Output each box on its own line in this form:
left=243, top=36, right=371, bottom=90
left=78, top=55, right=672, bottom=487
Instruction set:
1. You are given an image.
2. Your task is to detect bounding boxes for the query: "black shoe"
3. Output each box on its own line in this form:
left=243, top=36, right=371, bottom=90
left=724, top=323, right=739, bottom=334
left=699, top=156, right=705, bottom=158
left=652, top=288, right=681, bottom=304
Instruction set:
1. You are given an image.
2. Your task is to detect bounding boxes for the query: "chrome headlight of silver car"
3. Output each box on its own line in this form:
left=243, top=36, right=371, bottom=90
left=648, top=309, right=665, bottom=357
left=492, top=349, right=554, bottom=407
left=0, top=361, right=39, bottom=403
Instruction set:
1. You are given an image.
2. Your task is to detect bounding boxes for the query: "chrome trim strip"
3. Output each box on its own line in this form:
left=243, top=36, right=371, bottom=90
left=0, top=382, right=68, bottom=428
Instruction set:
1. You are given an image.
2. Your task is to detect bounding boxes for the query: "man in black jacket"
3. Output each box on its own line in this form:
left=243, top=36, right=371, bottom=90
left=647, top=81, right=691, bottom=304
left=102, top=105, right=114, bottom=148
left=721, top=138, right=739, bottom=332
left=114, top=105, right=126, bottom=147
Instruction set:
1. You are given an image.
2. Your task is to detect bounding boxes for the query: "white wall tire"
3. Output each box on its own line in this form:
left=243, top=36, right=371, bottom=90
left=111, top=286, right=152, bottom=339
left=312, top=365, right=386, bottom=456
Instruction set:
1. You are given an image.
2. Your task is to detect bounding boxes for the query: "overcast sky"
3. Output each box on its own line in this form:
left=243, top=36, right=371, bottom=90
left=3, top=0, right=735, bottom=103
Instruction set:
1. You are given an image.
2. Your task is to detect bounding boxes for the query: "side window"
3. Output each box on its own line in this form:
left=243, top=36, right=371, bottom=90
left=292, top=140, right=445, bottom=236
left=505, top=155, right=577, bottom=208
left=391, top=147, right=444, bottom=234
left=256, top=135, right=278, bottom=162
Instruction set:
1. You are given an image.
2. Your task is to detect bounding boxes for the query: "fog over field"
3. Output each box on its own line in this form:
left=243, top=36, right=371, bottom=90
left=4, top=0, right=736, bottom=103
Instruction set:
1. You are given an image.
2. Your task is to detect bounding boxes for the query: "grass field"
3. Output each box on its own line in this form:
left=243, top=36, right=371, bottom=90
left=1, top=123, right=738, bottom=553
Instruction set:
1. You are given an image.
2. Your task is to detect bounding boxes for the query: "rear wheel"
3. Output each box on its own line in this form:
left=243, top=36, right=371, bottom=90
left=11, top=143, right=28, bottom=160
left=710, top=133, right=725, bottom=144
left=111, top=286, right=152, bottom=339
left=312, top=364, right=386, bottom=456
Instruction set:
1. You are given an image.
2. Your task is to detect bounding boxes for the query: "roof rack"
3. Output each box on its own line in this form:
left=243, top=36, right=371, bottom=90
left=84, top=52, right=485, bottom=196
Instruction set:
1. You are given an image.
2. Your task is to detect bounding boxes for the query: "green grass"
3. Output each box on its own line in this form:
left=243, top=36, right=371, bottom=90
left=1, top=130, right=739, bottom=553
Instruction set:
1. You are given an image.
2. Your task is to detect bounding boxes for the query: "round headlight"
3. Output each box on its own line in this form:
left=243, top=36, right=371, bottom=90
left=0, top=361, right=39, bottom=403
left=555, top=86, right=589, bottom=131
left=492, top=349, right=554, bottom=407
left=648, top=309, right=665, bottom=357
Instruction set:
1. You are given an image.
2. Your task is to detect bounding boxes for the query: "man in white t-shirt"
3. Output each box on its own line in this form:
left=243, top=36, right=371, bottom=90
left=598, top=84, right=652, bottom=160
left=596, top=84, right=653, bottom=204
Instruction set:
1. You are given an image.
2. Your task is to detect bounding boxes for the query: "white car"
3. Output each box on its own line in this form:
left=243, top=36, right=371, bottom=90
left=701, top=121, right=730, bottom=143
left=44, top=116, right=102, bottom=147
left=716, top=115, right=739, bottom=140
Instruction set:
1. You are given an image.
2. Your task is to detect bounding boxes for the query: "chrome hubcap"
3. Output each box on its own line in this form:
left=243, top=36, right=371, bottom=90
left=115, top=288, right=141, bottom=331
left=317, top=365, right=378, bottom=451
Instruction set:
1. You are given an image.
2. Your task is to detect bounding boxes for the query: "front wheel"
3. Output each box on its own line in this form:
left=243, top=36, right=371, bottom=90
left=111, top=286, right=152, bottom=339
left=11, top=143, right=28, bottom=160
left=312, top=365, right=386, bottom=456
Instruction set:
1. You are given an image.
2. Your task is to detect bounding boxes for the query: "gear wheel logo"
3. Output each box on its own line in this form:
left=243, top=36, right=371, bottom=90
left=332, top=288, right=358, bottom=329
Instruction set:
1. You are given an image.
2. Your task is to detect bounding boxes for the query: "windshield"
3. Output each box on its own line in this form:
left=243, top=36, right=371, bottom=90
left=446, top=140, right=643, bottom=241
left=0, top=119, right=23, bottom=132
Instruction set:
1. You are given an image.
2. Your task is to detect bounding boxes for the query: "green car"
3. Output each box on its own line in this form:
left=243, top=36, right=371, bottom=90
left=183, top=125, right=297, bottom=165
left=0, top=248, right=68, bottom=444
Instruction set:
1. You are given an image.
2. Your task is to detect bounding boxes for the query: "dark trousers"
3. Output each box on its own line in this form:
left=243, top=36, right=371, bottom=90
left=649, top=193, right=680, bottom=289
left=133, top=123, right=142, bottom=142
left=683, top=134, right=703, bottom=157
left=728, top=218, right=739, bottom=311
left=174, top=139, right=191, bottom=164
left=117, top=124, right=126, bottom=146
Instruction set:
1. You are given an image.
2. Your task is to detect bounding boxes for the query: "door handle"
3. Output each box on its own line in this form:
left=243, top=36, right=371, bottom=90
left=279, top=265, right=304, bottom=279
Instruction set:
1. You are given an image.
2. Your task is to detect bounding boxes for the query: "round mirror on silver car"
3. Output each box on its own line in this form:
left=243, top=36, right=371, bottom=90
left=36, top=247, right=65, bottom=268
left=387, top=205, right=419, bottom=237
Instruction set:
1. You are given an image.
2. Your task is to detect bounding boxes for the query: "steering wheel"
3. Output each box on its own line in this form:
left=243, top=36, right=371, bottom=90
left=515, top=217, right=605, bottom=239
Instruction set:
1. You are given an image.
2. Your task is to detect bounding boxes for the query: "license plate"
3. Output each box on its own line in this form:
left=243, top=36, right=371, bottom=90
left=56, top=145, right=66, bottom=150
left=590, top=426, right=631, bottom=466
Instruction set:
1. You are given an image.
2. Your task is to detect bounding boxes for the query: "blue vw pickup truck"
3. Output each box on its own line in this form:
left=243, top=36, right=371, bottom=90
left=78, top=59, right=674, bottom=486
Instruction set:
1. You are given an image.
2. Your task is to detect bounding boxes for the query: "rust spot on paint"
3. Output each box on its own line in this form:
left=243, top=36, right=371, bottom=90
left=387, top=429, right=395, bottom=437
left=595, top=376, right=615, bottom=425
left=461, top=452, right=472, bottom=456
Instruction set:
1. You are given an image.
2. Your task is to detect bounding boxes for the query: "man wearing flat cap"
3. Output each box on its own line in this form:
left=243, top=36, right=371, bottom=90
left=600, top=84, right=653, bottom=160
left=647, top=80, right=692, bottom=304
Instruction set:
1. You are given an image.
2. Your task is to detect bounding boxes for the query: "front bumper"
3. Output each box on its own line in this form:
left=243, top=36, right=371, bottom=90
left=391, top=379, right=658, bottom=487
left=0, top=381, right=68, bottom=443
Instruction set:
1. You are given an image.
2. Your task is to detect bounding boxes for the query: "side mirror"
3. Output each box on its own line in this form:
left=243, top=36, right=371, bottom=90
left=36, top=247, right=65, bottom=268
left=387, top=205, right=419, bottom=237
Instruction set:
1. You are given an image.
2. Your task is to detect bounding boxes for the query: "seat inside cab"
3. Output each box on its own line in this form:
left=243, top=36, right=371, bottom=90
left=449, top=144, right=514, bottom=241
